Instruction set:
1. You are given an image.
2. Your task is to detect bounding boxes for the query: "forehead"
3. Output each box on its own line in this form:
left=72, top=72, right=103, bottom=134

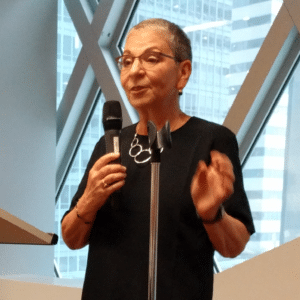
left=124, top=27, right=172, bottom=54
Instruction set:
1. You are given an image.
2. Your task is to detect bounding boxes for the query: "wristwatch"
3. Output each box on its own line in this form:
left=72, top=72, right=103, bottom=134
left=201, top=205, right=225, bottom=224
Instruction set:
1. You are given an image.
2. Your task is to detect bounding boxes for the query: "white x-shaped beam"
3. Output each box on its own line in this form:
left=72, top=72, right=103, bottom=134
left=56, top=0, right=138, bottom=190
left=63, top=0, right=137, bottom=128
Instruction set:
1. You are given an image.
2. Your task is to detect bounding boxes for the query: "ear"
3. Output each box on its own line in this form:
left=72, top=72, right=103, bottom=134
left=176, top=60, right=192, bottom=91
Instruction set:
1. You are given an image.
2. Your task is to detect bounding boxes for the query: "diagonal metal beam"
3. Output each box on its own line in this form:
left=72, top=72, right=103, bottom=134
left=64, top=0, right=137, bottom=127
left=56, top=0, right=138, bottom=191
left=284, top=0, right=300, bottom=33
left=57, top=0, right=121, bottom=143
left=57, top=0, right=138, bottom=141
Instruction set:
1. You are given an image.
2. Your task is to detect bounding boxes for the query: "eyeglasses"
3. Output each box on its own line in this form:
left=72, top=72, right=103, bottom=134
left=115, top=51, right=177, bottom=71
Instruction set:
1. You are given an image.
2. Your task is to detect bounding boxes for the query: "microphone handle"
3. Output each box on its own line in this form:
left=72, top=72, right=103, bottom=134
left=104, top=129, right=121, bottom=209
left=105, top=129, right=121, bottom=163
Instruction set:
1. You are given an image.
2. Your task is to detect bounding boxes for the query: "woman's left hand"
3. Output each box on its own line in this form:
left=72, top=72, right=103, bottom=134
left=191, top=150, right=235, bottom=221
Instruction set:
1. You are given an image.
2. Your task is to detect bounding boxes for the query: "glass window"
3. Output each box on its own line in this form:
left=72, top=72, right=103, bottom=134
left=196, top=1, right=202, bottom=19
left=232, top=14, right=272, bottom=30
left=57, top=0, right=82, bottom=109
left=188, top=0, right=194, bottom=16
left=69, top=256, right=77, bottom=272
left=231, top=38, right=264, bottom=52
left=215, top=58, right=300, bottom=271
left=79, top=256, right=87, bottom=271
left=233, top=0, right=270, bottom=8
left=210, top=3, right=217, bottom=21
left=60, top=257, right=67, bottom=272
left=156, top=0, right=163, bottom=9
left=55, top=94, right=105, bottom=278
left=119, top=0, right=282, bottom=125
left=180, top=0, right=187, bottom=14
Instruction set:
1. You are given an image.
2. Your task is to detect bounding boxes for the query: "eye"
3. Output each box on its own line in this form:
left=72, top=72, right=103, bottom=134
left=144, top=53, right=160, bottom=64
left=122, top=56, right=133, bottom=67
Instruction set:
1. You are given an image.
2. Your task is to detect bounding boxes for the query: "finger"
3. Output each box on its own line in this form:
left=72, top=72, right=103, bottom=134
left=224, top=176, right=234, bottom=194
left=93, top=152, right=121, bottom=170
left=210, top=150, right=231, bottom=168
left=209, top=160, right=235, bottom=200
left=99, top=163, right=127, bottom=179
left=205, top=168, right=234, bottom=204
left=192, top=161, right=210, bottom=195
left=221, top=178, right=234, bottom=201
left=194, top=160, right=207, bottom=179
left=103, top=179, right=126, bottom=195
left=102, top=172, right=127, bottom=187
left=210, top=151, right=235, bottom=182
left=89, top=162, right=126, bottom=180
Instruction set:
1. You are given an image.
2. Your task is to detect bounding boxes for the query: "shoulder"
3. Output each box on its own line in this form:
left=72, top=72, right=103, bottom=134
left=187, top=117, right=239, bottom=164
left=188, top=116, right=236, bottom=141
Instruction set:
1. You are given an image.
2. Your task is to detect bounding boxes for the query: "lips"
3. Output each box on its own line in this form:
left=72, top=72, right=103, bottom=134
left=130, top=86, right=148, bottom=91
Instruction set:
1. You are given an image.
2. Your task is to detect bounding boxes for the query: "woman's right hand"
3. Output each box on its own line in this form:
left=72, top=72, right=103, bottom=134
left=62, top=152, right=126, bottom=249
left=80, top=152, right=127, bottom=215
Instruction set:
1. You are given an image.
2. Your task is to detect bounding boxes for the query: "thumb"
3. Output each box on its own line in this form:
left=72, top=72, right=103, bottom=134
left=194, top=160, right=207, bottom=179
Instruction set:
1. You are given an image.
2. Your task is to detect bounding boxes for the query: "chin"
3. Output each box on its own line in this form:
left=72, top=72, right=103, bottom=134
left=128, top=95, right=156, bottom=110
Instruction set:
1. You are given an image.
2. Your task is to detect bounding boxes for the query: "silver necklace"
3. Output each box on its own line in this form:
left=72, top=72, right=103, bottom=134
left=129, top=133, right=152, bottom=164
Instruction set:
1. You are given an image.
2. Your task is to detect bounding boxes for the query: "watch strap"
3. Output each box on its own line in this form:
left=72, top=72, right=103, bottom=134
left=201, top=205, right=225, bottom=224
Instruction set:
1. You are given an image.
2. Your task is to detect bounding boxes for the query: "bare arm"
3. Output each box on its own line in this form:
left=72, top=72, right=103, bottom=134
left=191, top=151, right=250, bottom=258
left=203, top=212, right=250, bottom=258
left=61, top=152, right=127, bottom=250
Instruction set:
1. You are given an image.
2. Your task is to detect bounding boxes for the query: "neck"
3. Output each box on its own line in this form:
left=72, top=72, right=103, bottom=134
left=136, top=107, right=190, bottom=135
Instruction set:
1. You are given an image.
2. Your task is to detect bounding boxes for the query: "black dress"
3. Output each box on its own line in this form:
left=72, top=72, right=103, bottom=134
left=62, top=117, right=255, bottom=300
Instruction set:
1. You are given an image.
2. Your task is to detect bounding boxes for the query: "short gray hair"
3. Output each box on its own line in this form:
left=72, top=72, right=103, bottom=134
left=131, top=18, right=192, bottom=63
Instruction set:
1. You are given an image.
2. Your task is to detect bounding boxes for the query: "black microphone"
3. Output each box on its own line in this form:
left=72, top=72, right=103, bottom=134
left=102, top=100, right=122, bottom=162
left=102, top=101, right=123, bottom=209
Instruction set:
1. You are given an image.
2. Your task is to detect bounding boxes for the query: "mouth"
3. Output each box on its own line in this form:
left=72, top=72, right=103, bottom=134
left=130, top=86, right=148, bottom=92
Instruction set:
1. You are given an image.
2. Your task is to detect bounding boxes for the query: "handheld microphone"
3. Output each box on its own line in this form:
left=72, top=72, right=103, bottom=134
left=102, top=100, right=123, bottom=208
left=102, top=100, right=122, bottom=162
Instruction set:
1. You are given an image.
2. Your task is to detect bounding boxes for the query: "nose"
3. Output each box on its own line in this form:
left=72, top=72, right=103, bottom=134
left=129, top=57, right=144, bottom=75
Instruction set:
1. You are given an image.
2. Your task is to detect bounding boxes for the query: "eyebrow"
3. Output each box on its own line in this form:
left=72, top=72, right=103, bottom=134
left=123, top=47, right=161, bottom=55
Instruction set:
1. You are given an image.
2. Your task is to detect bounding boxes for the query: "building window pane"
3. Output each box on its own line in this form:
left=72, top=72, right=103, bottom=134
left=56, top=0, right=82, bottom=109
left=215, top=58, right=300, bottom=270
left=55, top=94, right=105, bottom=278
left=120, top=0, right=281, bottom=125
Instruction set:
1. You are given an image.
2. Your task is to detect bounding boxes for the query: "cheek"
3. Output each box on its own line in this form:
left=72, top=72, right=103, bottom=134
left=120, top=74, right=128, bottom=92
left=151, top=69, right=178, bottom=92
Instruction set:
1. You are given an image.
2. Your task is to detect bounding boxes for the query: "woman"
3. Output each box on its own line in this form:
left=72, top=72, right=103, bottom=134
left=62, top=18, right=255, bottom=300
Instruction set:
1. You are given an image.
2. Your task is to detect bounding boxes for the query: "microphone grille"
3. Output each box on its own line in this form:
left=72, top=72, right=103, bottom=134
left=103, top=100, right=122, bottom=120
left=102, top=100, right=122, bottom=131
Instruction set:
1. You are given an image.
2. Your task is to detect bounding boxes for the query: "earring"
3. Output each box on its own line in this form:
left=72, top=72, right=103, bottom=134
left=178, top=89, right=183, bottom=96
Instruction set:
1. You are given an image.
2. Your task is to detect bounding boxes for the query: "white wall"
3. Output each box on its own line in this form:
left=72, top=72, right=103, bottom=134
left=213, top=237, right=300, bottom=300
left=0, top=0, right=57, bottom=276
